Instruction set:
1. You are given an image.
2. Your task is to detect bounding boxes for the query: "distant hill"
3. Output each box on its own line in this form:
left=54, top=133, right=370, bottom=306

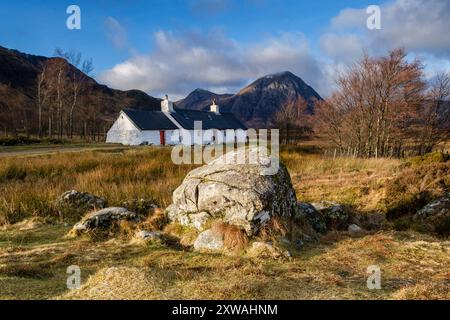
left=0, top=46, right=161, bottom=136
left=176, top=71, right=323, bottom=127
left=175, top=88, right=233, bottom=111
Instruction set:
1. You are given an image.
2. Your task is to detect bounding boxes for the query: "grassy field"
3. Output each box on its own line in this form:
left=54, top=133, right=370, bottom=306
left=0, top=144, right=449, bottom=300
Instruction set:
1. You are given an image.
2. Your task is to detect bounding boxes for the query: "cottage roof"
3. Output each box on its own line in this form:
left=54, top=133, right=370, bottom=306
left=122, top=108, right=247, bottom=131
left=122, top=109, right=178, bottom=130
left=170, top=109, right=247, bottom=130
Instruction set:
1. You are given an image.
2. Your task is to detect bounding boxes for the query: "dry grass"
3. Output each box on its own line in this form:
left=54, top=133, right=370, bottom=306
left=53, top=230, right=449, bottom=300
left=281, top=146, right=402, bottom=211
left=211, top=221, right=248, bottom=252
left=0, top=147, right=197, bottom=225
left=1, top=144, right=449, bottom=300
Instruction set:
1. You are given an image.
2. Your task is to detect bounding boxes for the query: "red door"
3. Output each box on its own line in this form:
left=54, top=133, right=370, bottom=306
left=159, top=131, right=165, bottom=146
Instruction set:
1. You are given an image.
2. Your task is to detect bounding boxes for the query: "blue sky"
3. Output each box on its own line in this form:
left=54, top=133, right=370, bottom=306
left=1, top=0, right=450, bottom=98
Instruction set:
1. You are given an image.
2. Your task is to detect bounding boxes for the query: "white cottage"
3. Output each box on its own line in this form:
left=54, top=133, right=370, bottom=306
left=106, top=96, right=247, bottom=146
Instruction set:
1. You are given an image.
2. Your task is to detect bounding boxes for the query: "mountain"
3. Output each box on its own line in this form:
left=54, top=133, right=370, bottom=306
left=176, top=71, right=323, bottom=127
left=0, top=46, right=161, bottom=136
left=175, top=88, right=233, bottom=111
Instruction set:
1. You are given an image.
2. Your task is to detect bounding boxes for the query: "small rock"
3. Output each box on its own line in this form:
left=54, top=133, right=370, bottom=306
left=71, top=207, right=142, bottom=234
left=58, top=190, right=107, bottom=211
left=189, top=212, right=211, bottom=231
left=246, top=241, right=291, bottom=260
left=416, top=194, right=450, bottom=218
left=312, top=201, right=350, bottom=230
left=193, top=229, right=224, bottom=252
left=296, top=202, right=327, bottom=234
left=348, top=224, right=363, bottom=236
left=137, top=230, right=163, bottom=240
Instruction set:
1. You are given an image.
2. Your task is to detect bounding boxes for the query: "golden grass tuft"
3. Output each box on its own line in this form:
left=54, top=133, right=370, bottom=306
left=392, top=283, right=450, bottom=300
left=138, top=208, right=168, bottom=231
left=211, top=221, right=248, bottom=252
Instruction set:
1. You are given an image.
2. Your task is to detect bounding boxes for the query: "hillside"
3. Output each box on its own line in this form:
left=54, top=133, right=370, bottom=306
left=177, top=71, right=323, bottom=127
left=0, top=46, right=161, bottom=136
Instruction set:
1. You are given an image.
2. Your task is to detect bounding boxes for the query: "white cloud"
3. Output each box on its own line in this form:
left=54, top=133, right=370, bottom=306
left=331, top=8, right=366, bottom=29
left=329, top=0, right=450, bottom=57
left=320, top=33, right=365, bottom=64
left=319, top=0, right=450, bottom=96
left=99, top=30, right=324, bottom=98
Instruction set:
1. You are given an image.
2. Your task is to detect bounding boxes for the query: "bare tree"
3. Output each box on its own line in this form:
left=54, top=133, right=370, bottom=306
left=317, top=49, right=427, bottom=158
left=274, top=97, right=312, bottom=144
left=54, top=48, right=94, bottom=138
left=36, top=62, right=50, bottom=137
left=418, top=72, right=450, bottom=154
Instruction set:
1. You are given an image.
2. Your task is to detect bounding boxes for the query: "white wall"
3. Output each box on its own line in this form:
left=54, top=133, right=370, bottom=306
left=106, top=113, right=141, bottom=145
left=106, top=111, right=248, bottom=146
left=106, top=112, right=180, bottom=146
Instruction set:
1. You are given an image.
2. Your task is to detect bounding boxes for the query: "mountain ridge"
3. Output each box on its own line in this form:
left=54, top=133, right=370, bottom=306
left=176, top=71, right=322, bottom=127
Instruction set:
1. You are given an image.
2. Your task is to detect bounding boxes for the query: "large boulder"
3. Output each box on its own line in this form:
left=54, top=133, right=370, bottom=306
left=71, top=207, right=143, bottom=234
left=167, top=147, right=298, bottom=236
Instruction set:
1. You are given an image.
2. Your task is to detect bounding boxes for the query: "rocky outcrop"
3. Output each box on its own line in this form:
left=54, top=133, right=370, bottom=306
left=167, top=147, right=298, bottom=236
left=57, top=190, right=107, bottom=214
left=71, top=207, right=142, bottom=234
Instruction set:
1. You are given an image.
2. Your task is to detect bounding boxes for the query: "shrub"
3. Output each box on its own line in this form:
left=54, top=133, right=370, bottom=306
left=407, top=152, right=450, bottom=167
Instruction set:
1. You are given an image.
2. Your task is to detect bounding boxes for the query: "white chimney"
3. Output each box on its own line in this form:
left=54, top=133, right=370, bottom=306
left=210, top=98, right=220, bottom=114
left=161, top=94, right=175, bottom=113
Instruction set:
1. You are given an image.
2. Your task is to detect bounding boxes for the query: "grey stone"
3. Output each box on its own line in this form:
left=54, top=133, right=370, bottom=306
left=348, top=224, right=363, bottom=235
left=312, top=201, right=350, bottom=230
left=296, top=202, right=327, bottom=234
left=137, top=230, right=163, bottom=240
left=193, top=229, right=224, bottom=252
left=72, top=207, right=142, bottom=232
left=167, top=147, right=298, bottom=235
left=416, top=194, right=450, bottom=218
left=58, top=190, right=107, bottom=211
